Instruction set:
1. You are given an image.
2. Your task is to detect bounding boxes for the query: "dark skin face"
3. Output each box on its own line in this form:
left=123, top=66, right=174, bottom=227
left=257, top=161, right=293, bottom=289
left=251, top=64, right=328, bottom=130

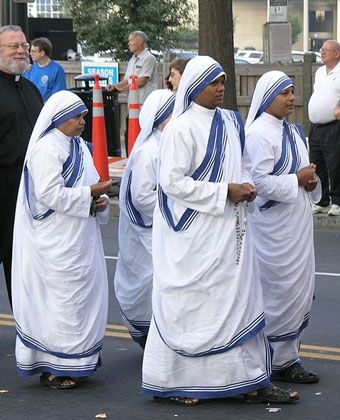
left=266, top=86, right=295, bottom=119
left=194, top=75, right=225, bottom=109
left=57, top=113, right=86, bottom=137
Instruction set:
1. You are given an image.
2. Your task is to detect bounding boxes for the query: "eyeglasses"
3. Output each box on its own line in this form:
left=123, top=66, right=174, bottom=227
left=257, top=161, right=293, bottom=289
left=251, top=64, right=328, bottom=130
left=319, top=47, right=337, bottom=53
left=0, top=42, right=30, bottom=50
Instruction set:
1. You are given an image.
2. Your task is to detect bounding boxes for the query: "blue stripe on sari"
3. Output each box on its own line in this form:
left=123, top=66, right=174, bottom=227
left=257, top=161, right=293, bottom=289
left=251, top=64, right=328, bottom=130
left=154, top=312, right=265, bottom=358
left=268, top=312, right=310, bottom=342
left=232, top=111, right=245, bottom=153
left=17, top=359, right=101, bottom=377
left=256, top=76, right=293, bottom=119
left=294, top=123, right=307, bottom=148
left=185, top=64, right=224, bottom=111
left=259, top=121, right=300, bottom=212
left=153, top=95, right=175, bottom=127
left=159, top=109, right=226, bottom=231
left=142, top=374, right=271, bottom=399
left=24, top=136, right=84, bottom=220
left=16, top=323, right=103, bottom=359
left=142, top=332, right=271, bottom=398
left=125, top=170, right=152, bottom=228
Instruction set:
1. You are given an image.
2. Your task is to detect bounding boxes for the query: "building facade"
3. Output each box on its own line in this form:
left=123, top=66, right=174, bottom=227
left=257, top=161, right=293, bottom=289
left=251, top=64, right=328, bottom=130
left=233, top=0, right=340, bottom=51
left=28, top=0, right=63, bottom=18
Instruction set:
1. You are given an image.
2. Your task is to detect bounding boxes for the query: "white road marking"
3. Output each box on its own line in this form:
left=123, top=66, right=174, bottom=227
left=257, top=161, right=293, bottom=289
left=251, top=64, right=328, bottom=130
left=315, top=272, right=340, bottom=277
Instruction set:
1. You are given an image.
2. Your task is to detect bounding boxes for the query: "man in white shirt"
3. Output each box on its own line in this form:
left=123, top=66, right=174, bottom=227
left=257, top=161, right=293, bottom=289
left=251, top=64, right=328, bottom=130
left=308, top=39, right=340, bottom=216
left=107, top=31, right=157, bottom=105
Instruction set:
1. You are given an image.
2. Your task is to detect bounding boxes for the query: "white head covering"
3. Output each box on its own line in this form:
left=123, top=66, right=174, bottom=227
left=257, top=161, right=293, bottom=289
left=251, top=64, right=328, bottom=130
left=245, top=70, right=293, bottom=130
left=172, top=55, right=225, bottom=118
left=134, top=89, right=175, bottom=149
left=25, top=90, right=88, bottom=162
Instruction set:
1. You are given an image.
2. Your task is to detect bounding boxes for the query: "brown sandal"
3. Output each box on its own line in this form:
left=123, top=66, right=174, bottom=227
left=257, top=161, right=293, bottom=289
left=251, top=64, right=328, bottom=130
left=272, top=364, right=319, bottom=384
left=40, top=373, right=80, bottom=390
left=170, top=397, right=200, bottom=406
left=153, top=396, right=200, bottom=406
left=245, top=385, right=299, bottom=404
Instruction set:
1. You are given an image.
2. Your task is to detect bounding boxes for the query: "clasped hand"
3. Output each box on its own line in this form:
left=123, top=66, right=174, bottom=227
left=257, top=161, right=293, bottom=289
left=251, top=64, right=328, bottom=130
left=228, top=182, right=257, bottom=204
left=90, top=181, right=112, bottom=213
left=297, top=164, right=318, bottom=192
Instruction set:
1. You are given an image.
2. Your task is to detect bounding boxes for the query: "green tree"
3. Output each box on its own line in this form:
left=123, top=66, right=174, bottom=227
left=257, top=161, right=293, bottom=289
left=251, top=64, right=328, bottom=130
left=62, top=0, right=193, bottom=60
left=174, top=27, right=198, bottom=50
left=288, top=15, right=302, bottom=46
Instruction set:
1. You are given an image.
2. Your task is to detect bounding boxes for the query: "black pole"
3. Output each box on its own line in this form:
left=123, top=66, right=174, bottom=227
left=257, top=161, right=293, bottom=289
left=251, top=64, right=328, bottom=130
left=2, top=0, right=11, bottom=25
left=11, top=2, right=28, bottom=34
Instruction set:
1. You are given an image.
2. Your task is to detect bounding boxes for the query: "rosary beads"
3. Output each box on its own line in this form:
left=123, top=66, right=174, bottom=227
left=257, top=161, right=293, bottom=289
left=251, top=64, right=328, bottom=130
left=235, top=203, right=247, bottom=265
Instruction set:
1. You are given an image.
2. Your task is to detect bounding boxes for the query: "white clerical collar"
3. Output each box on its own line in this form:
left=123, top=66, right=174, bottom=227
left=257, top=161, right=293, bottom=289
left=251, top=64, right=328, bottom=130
left=263, top=111, right=285, bottom=126
left=192, top=101, right=217, bottom=116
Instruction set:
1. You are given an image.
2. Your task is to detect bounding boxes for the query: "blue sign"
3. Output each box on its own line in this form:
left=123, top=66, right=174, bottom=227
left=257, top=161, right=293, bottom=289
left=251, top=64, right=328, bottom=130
left=81, top=62, right=119, bottom=85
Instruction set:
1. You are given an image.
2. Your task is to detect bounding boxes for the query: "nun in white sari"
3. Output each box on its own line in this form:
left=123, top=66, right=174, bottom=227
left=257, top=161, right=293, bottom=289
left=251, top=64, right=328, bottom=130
left=12, top=90, right=111, bottom=389
left=142, top=57, right=298, bottom=405
left=244, top=71, right=320, bottom=384
left=114, top=89, right=175, bottom=347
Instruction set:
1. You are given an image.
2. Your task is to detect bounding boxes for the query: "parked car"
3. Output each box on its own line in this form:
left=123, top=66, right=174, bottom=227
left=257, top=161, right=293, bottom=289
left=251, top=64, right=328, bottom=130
left=291, top=50, right=322, bottom=63
left=235, top=50, right=263, bottom=63
left=165, top=49, right=198, bottom=61
left=234, top=57, right=250, bottom=64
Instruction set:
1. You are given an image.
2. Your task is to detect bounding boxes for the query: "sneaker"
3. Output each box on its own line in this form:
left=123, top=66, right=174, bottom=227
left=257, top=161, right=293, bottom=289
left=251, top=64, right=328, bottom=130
left=328, top=204, right=340, bottom=216
left=312, top=204, right=330, bottom=214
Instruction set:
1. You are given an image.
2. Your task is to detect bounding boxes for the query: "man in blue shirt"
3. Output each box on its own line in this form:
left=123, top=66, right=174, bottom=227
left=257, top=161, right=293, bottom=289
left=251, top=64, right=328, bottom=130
left=24, top=37, right=67, bottom=101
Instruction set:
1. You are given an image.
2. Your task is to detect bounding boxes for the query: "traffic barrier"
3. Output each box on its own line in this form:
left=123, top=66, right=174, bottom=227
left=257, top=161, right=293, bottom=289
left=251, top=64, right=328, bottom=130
left=92, top=74, right=110, bottom=181
left=127, top=74, right=141, bottom=156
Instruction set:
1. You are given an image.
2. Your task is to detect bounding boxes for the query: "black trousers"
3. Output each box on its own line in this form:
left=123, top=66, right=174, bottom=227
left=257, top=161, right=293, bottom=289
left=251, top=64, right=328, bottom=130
left=0, top=165, right=22, bottom=307
left=309, top=121, right=340, bottom=207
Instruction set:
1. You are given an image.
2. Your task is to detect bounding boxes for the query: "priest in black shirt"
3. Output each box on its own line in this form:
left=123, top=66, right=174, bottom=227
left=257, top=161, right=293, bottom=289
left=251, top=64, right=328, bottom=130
left=0, top=25, right=43, bottom=306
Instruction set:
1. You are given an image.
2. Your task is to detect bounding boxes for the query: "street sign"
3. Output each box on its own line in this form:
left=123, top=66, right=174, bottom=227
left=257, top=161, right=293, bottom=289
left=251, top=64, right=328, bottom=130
left=268, top=0, right=288, bottom=23
left=81, top=62, right=119, bottom=86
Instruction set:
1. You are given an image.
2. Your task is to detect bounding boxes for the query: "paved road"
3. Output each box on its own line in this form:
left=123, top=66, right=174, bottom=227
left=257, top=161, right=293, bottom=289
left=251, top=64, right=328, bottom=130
left=0, top=220, right=339, bottom=419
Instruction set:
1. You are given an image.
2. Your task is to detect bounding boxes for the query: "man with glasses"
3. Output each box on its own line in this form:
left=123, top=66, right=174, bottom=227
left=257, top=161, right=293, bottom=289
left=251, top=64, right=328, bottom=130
left=24, top=37, right=67, bottom=102
left=0, top=25, right=43, bottom=306
left=308, top=39, right=340, bottom=216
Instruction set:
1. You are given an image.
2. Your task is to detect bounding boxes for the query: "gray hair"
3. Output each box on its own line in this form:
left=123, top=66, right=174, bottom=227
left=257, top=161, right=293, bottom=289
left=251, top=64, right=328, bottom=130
left=324, top=39, right=340, bottom=52
left=129, top=31, right=148, bottom=46
left=0, top=25, right=29, bottom=74
left=0, top=25, right=24, bottom=37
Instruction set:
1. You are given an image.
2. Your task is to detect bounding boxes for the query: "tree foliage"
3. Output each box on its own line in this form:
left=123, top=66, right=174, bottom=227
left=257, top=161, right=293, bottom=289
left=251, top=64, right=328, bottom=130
left=62, top=0, right=193, bottom=60
left=174, top=27, right=198, bottom=50
left=288, top=15, right=302, bottom=46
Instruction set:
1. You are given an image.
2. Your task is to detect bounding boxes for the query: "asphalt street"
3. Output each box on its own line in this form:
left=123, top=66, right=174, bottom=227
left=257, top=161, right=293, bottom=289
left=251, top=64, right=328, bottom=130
left=0, top=218, right=339, bottom=420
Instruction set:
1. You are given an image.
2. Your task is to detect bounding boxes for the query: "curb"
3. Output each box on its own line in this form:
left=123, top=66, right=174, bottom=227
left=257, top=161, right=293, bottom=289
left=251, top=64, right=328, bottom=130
left=109, top=198, right=340, bottom=229
left=313, top=213, right=340, bottom=229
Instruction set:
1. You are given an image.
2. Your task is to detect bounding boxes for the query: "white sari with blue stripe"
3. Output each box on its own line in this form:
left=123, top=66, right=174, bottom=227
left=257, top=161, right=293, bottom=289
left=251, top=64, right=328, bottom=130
left=142, top=100, right=271, bottom=398
left=12, top=91, right=109, bottom=377
left=244, top=71, right=321, bottom=371
left=114, top=90, right=175, bottom=344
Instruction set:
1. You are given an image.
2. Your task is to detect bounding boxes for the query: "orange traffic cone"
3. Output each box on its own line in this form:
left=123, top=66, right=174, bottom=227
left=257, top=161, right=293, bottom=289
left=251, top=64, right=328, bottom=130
left=127, top=74, right=141, bottom=156
left=92, top=74, right=110, bottom=181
